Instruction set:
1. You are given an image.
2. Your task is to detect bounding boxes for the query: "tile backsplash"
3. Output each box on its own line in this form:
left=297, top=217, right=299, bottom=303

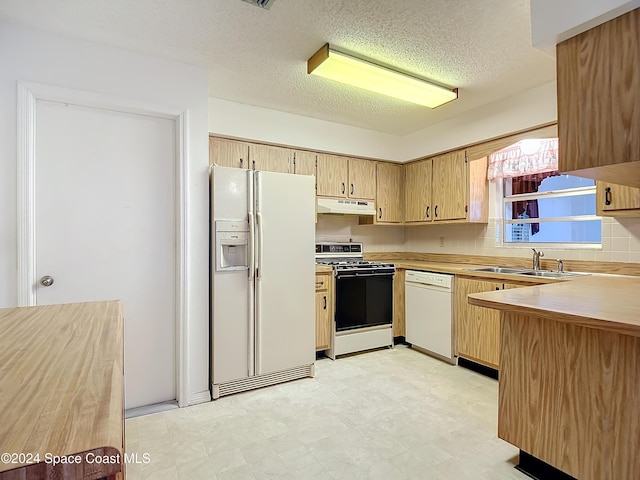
left=316, top=214, right=640, bottom=264
left=315, top=215, right=404, bottom=251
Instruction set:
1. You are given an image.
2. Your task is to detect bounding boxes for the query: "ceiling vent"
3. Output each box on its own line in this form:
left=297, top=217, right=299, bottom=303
left=241, top=0, right=275, bottom=9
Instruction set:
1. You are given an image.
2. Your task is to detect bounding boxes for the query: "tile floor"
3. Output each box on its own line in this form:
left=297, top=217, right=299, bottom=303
left=124, top=346, right=529, bottom=479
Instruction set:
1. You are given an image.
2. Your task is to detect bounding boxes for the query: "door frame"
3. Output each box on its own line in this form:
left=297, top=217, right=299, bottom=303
left=16, top=81, right=189, bottom=407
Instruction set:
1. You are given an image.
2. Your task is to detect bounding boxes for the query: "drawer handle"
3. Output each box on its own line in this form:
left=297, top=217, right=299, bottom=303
left=315, top=281, right=324, bottom=287
left=605, top=187, right=612, bottom=206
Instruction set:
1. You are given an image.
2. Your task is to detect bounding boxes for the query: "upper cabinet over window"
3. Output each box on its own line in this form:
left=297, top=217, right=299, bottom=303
left=556, top=8, right=640, bottom=188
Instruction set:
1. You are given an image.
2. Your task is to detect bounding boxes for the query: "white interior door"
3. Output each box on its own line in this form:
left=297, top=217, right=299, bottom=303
left=35, top=100, right=176, bottom=409
left=255, top=171, right=315, bottom=375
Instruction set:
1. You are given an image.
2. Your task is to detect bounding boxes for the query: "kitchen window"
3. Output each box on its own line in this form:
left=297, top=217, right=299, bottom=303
left=489, top=139, right=602, bottom=246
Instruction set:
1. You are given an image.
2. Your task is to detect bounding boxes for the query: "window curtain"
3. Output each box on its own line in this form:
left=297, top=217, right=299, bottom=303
left=487, top=138, right=558, bottom=180
left=511, top=172, right=560, bottom=235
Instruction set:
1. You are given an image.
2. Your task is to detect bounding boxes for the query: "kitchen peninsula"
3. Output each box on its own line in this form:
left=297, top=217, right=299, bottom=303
left=468, top=275, right=640, bottom=480
left=0, top=301, right=125, bottom=480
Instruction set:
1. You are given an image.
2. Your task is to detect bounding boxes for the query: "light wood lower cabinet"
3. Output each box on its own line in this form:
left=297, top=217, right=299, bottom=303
left=315, top=274, right=332, bottom=351
left=455, top=277, right=502, bottom=368
left=455, top=277, right=535, bottom=369
left=393, top=269, right=405, bottom=338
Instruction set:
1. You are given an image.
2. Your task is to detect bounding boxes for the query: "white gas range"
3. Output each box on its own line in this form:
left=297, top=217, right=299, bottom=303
left=315, top=242, right=395, bottom=358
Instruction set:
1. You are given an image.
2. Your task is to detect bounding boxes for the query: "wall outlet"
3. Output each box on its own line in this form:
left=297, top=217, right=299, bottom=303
left=439, top=236, right=445, bottom=247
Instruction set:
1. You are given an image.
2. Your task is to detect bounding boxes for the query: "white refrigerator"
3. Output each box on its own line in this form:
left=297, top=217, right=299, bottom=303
left=210, top=166, right=316, bottom=399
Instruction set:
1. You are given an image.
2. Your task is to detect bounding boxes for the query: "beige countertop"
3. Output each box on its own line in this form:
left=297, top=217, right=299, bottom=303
left=0, top=301, right=124, bottom=477
left=378, top=260, right=561, bottom=284
left=468, top=275, right=640, bottom=337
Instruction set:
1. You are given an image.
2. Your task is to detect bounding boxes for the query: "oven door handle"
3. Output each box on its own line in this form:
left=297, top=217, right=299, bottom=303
left=335, top=272, right=395, bottom=279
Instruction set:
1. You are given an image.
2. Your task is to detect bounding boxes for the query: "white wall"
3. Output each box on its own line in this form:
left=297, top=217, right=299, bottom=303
left=209, top=97, right=401, bottom=161
left=530, top=0, right=640, bottom=55
left=0, top=23, right=210, bottom=404
left=399, top=82, right=558, bottom=161
left=209, top=81, right=558, bottom=164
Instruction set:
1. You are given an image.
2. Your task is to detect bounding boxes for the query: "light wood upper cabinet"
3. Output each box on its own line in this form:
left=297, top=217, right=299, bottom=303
left=294, top=151, right=316, bottom=176
left=348, top=158, right=376, bottom=200
left=209, top=137, right=248, bottom=169
left=316, top=155, right=376, bottom=199
left=403, top=149, right=486, bottom=225
left=596, top=181, right=640, bottom=216
left=248, top=144, right=291, bottom=173
left=432, top=150, right=467, bottom=221
left=557, top=8, right=640, bottom=188
left=375, top=162, right=403, bottom=223
left=316, top=154, right=348, bottom=197
left=404, top=159, right=432, bottom=222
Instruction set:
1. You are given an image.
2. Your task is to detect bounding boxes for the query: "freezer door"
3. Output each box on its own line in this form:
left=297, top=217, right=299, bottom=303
left=211, top=167, right=254, bottom=384
left=254, top=171, right=315, bottom=375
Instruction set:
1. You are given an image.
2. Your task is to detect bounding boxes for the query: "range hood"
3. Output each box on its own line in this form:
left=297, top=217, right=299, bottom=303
left=317, top=197, right=376, bottom=216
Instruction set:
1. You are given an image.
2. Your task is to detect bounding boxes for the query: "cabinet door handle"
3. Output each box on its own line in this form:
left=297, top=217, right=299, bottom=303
left=426, top=206, right=430, bottom=218
left=342, top=182, right=345, bottom=194
left=323, top=295, right=327, bottom=310
left=434, top=205, right=438, bottom=218
left=240, top=158, right=244, bottom=168
left=252, top=160, right=256, bottom=170
left=379, top=207, right=382, bottom=219
left=350, top=183, right=354, bottom=195
left=605, top=187, right=612, bottom=206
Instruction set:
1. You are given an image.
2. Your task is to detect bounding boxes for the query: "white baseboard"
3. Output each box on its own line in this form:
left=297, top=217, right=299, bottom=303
left=188, top=390, right=212, bottom=405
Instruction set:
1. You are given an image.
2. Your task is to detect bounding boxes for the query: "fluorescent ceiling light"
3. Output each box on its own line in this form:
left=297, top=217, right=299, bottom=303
left=307, top=44, right=458, bottom=108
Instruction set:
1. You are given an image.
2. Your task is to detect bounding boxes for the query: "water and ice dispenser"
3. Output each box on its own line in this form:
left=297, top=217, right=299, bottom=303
left=215, top=221, right=249, bottom=271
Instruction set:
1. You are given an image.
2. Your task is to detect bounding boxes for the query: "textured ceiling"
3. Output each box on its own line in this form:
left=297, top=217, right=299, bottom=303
left=0, top=0, right=556, bottom=135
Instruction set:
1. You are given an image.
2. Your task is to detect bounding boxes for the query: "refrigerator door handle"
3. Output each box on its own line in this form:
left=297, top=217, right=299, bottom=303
left=248, top=211, right=255, bottom=281
left=256, top=211, right=264, bottom=279
left=248, top=279, right=255, bottom=377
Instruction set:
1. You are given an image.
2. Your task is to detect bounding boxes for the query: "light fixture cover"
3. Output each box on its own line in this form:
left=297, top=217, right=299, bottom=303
left=307, top=44, right=457, bottom=108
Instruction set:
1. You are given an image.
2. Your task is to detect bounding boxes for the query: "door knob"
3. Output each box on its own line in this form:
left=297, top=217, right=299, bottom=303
left=40, top=275, right=54, bottom=287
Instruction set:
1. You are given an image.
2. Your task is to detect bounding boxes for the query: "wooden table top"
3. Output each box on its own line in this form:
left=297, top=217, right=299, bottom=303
left=0, top=301, right=124, bottom=474
left=468, top=275, right=640, bottom=337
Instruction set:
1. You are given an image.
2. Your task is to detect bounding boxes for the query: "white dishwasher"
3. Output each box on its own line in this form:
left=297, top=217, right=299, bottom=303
left=405, top=270, right=455, bottom=364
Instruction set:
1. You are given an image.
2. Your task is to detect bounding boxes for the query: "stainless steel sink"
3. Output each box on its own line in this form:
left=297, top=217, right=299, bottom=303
left=517, top=270, right=587, bottom=278
left=466, top=266, right=588, bottom=279
left=466, top=266, right=532, bottom=274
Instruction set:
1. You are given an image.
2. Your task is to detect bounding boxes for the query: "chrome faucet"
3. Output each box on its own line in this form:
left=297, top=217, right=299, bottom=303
left=556, top=259, right=564, bottom=273
left=531, top=248, right=544, bottom=271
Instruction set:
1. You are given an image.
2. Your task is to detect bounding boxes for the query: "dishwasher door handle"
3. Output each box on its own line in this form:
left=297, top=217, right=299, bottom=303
left=405, top=281, right=453, bottom=293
